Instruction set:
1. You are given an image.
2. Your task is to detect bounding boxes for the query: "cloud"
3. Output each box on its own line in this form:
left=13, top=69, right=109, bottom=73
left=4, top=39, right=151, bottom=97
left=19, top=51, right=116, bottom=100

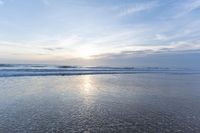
left=92, top=42, right=200, bottom=60
left=155, top=34, right=168, bottom=41
left=0, top=23, right=199, bottom=61
left=43, top=47, right=64, bottom=51
left=174, top=0, right=200, bottom=18
left=117, top=1, right=157, bottom=17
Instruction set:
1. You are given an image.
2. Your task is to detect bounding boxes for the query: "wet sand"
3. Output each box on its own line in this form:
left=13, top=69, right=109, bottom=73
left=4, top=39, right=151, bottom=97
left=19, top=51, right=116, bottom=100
left=0, top=74, right=200, bottom=132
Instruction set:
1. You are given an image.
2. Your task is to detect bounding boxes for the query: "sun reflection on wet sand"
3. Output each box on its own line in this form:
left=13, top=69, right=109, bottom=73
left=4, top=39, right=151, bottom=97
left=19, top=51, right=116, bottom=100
left=1, top=75, right=200, bottom=132
left=79, top=75, right=97, bottom=106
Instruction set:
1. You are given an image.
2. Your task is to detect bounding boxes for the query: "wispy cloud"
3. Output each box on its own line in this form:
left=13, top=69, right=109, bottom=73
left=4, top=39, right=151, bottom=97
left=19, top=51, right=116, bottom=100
left=174, top=0, right=200, bottom=18
left=43, top=47, right=64, bottom=51
left=94, top=42, right=200, bottom=60
left=116, top=1, right=157, bottom=17
left=0, top=0, right=200, bottom=65
left=0, top=22, right=199, bottom=60
left=155, top=34, right=168, bottom=41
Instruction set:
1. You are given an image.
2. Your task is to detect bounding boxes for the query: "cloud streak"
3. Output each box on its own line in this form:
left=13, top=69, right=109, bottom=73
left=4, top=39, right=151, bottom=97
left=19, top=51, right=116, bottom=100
left=92, top=42, right=200, bottom=59
left=0, top=0, right=200, bottom=66
left=116, top=1, right=157, bottom=17
left=174, top=0, right=200, bottom=18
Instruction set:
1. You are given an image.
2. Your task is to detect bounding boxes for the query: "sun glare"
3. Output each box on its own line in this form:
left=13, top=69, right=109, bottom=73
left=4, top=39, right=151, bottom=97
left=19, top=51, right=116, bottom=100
left=78, top=47, right=97, bottom=59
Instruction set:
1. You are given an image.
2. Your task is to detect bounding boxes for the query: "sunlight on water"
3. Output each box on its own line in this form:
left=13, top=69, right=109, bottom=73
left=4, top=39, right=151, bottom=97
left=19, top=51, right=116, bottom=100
left=79, top=75, right=97, bottom=106
left=1, top=74, right=200, bottom=132
left=82, top=75, right=93, bottom=95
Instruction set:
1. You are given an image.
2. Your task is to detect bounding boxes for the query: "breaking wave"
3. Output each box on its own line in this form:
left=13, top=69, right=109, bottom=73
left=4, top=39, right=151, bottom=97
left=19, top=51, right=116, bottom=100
left=0, top=64, right=199, bottom=77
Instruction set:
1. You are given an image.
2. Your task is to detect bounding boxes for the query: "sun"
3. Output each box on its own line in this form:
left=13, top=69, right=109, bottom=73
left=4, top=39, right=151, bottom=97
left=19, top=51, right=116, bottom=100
left=79, top=51, right=93, bottom=59
left=77, top=47, right=97, bottom=59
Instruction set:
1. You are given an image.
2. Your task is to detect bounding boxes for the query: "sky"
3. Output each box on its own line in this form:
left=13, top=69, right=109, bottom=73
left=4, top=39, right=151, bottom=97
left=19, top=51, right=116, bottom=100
left=0, top=0, right=200, bottom=67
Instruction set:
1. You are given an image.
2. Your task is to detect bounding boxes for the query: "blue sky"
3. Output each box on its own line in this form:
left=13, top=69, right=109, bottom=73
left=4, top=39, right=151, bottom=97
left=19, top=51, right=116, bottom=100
left=0, top=0, right=200, bottom=66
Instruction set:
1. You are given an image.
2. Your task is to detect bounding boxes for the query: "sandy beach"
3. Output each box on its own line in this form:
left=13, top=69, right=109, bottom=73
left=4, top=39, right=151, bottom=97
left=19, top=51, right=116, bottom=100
left=1, top=74, right=200, bottom=132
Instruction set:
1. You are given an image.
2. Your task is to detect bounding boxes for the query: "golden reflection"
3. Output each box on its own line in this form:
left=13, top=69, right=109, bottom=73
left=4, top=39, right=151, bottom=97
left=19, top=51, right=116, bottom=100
left=79, top=75, right=97, bottom=105
left=81, top=75, right=93, bottom=95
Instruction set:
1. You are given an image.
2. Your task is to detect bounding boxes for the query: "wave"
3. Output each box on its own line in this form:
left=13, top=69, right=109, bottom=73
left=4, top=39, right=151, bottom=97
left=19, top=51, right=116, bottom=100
left=0, top=64, right=199, bottom=77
